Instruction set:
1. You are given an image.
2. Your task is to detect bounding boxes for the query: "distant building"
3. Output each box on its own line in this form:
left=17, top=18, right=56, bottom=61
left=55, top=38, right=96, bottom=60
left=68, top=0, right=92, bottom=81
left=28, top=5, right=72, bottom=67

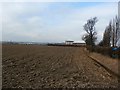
left=65, top=41, right=74, bottom=45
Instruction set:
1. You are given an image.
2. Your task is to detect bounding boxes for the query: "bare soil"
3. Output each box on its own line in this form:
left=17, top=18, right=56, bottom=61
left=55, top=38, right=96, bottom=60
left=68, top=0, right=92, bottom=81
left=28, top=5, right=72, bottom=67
left=2, top=45, right=118, bottom=89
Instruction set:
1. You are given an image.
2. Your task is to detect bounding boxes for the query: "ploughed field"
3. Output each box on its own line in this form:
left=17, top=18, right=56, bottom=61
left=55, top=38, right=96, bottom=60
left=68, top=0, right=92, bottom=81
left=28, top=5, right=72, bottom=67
left=2, top=45, right=118, bottom=88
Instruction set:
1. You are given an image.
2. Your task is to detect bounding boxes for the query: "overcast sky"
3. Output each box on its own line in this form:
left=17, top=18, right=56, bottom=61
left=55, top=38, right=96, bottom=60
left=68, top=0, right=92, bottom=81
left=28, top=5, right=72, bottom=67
left=1, top=1, right=118, bottom=43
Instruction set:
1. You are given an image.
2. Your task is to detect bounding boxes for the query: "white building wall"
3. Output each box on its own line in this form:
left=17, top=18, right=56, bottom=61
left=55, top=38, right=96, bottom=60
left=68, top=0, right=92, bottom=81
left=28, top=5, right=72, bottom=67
left=65, top=41, right=73, bottom=45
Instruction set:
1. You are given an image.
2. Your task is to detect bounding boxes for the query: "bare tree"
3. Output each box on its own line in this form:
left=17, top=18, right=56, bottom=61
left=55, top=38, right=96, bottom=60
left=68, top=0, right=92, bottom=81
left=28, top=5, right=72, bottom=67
left=102, top=23, right=112, bottom=47
left=83, top=17, right=98, bottom=48
left=98, top=15, right=120, bottom=47
left=82, top=34, right=97, bottom=46
left=111, top=16, right=120, bottom=47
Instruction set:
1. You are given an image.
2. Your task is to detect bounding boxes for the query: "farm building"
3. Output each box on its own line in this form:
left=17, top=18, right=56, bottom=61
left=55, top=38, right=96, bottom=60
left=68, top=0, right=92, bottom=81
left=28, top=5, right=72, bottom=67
left=65, top=41, right=74, bottom=45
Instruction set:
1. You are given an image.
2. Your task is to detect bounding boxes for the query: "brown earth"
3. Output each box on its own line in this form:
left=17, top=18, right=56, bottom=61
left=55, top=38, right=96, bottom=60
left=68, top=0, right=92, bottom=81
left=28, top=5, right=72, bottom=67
left=88, top=52, right=119, bottom=77
left=2, top=45, right=118, bottom=89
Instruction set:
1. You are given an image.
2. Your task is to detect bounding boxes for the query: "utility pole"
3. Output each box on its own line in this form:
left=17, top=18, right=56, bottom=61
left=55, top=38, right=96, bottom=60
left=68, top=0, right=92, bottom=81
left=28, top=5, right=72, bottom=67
left=118, top=1, right=120, bottom=47
left=118, top=1, right=120, bottom=19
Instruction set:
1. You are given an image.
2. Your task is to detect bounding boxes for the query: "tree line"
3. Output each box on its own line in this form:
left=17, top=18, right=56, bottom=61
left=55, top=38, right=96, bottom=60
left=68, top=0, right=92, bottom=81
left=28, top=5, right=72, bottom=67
left=82, top=16, right=120, bottom=50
